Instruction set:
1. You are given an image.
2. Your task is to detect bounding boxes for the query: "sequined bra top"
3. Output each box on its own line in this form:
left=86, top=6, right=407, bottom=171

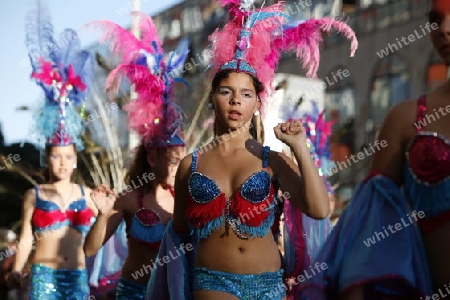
left=125, top=189, right=168, bottom=249
left=403, top=95, right=450, bottom=234
left=31, top=185, right=94, bottom=234
left=186, top=146, right=279, bottom=239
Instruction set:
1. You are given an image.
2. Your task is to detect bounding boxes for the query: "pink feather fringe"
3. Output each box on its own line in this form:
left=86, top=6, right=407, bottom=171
left=219, top=0, right=242, bottom=6
left=316, top=110, right=335, bottom=150
left=105, top=64, right=165, bottom=137
left=210, top=0, right=358, bottom=105
left=88, top=12, right=180, bottom=142
left=210, top=3, right=287, bottom=99
left=219, top=0, right=247, bottom=20
left=271, top=17, right=358, bottom=78
left=124, top=98, right=164, bottom=140
left=130, top=11, right=163, bottom=55
left=83, top=20, right=155, bottom=63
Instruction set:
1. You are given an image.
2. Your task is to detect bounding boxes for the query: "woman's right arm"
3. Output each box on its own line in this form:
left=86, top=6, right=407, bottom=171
left=12, top=189, right=35, bottom=273
left=368, top=100, right=416, bottom=184
left=172, top=155, right=192, bottom=233
left=6, top=189, right=36, bottom=289
left=84, top=187, right=125, bottom=257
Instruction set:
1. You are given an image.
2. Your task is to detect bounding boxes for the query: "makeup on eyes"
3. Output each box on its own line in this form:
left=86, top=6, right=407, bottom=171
left=217, top=86, right=255, bottom=98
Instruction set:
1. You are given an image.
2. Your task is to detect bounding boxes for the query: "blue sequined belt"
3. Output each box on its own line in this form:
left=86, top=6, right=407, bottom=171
left=29, top=264, right=89, bottom=300
left=116, top=277, right=147, bottom=300
left=194, top=267, right=286, bottom=300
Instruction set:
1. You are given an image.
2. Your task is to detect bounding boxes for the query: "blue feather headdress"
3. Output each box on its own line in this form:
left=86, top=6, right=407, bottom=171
left=86, top=12, right=189, bottom=149
left=26, top=0, right=93, bottom=151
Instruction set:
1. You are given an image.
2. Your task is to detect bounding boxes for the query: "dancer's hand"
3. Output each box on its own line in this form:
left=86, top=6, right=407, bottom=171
left=5, top=271, right=24, bottom=289
left=274, top=120, right=306, bottom=148
left=90, top=184, right=117, bottom=216
left=20, top=273, right=29, bottom=289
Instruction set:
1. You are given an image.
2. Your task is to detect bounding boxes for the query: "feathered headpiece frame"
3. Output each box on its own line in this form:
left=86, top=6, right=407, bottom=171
left=209, top=0, right=358, bottom=108
left=86, top=12, right=189, bottom=149
left=27, top=0, right=93, bottom=151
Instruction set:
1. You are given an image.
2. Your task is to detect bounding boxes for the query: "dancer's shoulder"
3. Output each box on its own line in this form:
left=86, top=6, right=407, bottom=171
left=178, top=152, right=194, bottom=177
left=377, top=99, right=418, bottom=142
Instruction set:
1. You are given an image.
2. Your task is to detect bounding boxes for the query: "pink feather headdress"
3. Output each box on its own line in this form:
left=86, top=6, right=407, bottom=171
left=209, top=0, right=358, bottom=103
left=86, top=12, right=189, bottom=148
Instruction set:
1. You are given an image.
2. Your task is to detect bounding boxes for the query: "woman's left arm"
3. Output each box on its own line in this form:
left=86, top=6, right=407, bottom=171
left=272, top=121, right=329, bottom=219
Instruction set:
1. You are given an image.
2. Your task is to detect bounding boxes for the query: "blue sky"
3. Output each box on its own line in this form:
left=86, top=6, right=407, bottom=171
left=0, top=0, right=183, bottom=145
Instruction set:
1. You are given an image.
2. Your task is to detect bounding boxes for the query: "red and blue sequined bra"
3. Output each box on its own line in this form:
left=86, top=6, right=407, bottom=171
left=403, top=96, right=450, bottom=234
left=125, top=189, right=169, bottom=249
left=31, top=185, right=94, bottom=234
left=185, top=146, right=280, bottom=239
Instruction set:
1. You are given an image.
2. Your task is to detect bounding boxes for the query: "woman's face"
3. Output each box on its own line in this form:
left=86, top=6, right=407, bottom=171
left=47, top=145, right=77, bottom=181
left=430, top=0, right=450, bottom=65
left=148, top=146, right=186, bottom=187
left=211, top=72, right=260, bottom=132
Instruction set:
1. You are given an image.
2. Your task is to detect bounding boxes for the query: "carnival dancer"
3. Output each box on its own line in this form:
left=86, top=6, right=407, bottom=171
left=298, top=1, right=450, bottom=299
left=5, top=1, right=97, bottom=299
left=146, top=0, right=357, bottom=299
left=84, top=12, right=189, bottom=300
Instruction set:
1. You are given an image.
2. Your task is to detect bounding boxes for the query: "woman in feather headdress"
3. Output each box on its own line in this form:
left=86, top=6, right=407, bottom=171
left=83, top=12, right=188, bottom=300
left=4, top=2, right=98, bottom=299
left=146, top=0, right=357, bottom=299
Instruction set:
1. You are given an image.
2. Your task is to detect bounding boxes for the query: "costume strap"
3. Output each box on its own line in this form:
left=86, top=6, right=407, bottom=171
left=416, top=95, right=427, bottom=133
left=34, top=186, right=40, bottom=199
left=137, top=189, right=144, bottom=209
left=191, top=150, right=199, bottom=172
left=262, top=146, right=270, bottom=169
left=79, top=184, right=85, bottom=197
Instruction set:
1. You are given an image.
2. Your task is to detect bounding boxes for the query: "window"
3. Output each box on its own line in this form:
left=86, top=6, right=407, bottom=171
left=168, top=19, right=181, bottom=39
left=359, top=0, right=388, bottom=9
left=181, top=6, right=203, bottom=34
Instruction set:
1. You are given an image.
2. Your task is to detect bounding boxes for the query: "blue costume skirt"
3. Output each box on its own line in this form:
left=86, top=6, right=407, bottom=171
left=194, top=267, right=286, bottom=300
left=298, top=175, right=433, bottom=299
left=116, top=277, right=146, bottom=300
left=29, top=264, right=89, bottom=300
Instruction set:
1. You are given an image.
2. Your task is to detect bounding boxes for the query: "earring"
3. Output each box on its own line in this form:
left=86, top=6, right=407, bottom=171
left=207, top=103, right=213, bottom=110
left=73, top=164, right=77, bottom=169
left=254, top=110, right=260, bottom=116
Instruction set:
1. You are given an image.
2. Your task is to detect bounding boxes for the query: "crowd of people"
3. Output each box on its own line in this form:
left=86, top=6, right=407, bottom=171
left=2, top=0, right=450, bottom=299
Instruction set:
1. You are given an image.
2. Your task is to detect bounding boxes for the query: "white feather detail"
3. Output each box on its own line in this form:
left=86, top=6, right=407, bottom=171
left=240, top=0, right=255, bottom=11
